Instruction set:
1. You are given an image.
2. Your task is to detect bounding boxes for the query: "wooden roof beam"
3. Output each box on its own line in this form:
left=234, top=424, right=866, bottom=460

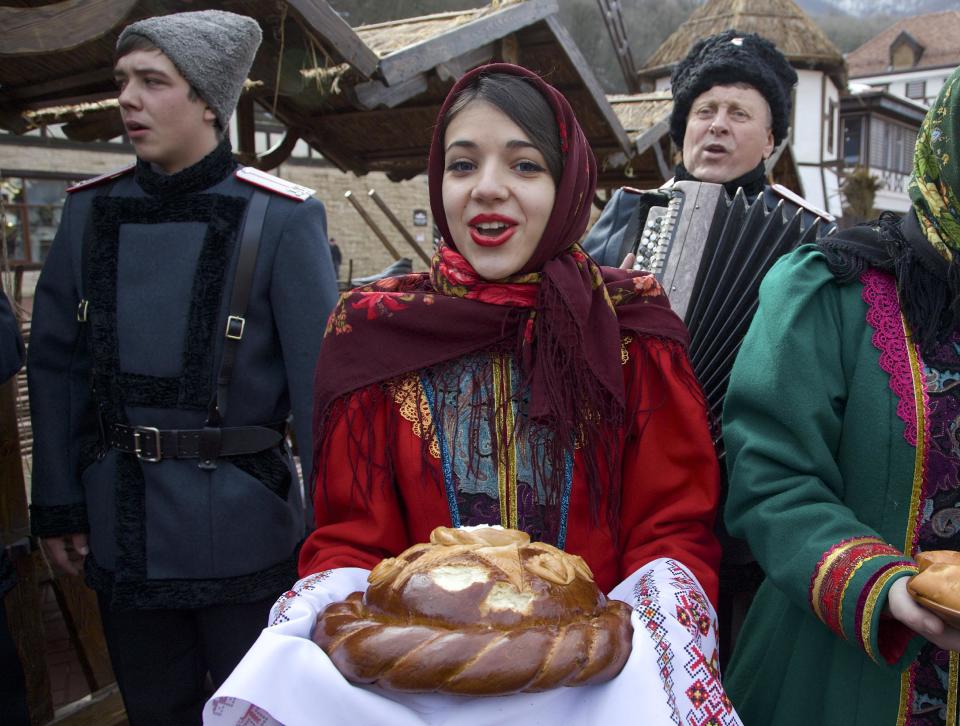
left=0, top=68, right=116, bottom=106
left=0, top=0, right=136, bottom=55
left=544, top=15, right=632, bottom=155
left=631, top=115, right=671, bottom=156
left=596, top=0, right=641, bottom=94
left=286, top=0, right=380, bottom=80
left=352, top=74, right=429, bottom=111
left=377, top=0, right=558, bottom=87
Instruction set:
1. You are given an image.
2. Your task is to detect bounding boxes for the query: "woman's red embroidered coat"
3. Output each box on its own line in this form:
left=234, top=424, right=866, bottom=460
left=299, top=334, right=721, bottom=603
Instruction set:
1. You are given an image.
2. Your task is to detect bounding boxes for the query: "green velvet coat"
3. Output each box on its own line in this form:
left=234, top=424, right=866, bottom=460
left=722, top=244, right=943, bottom=725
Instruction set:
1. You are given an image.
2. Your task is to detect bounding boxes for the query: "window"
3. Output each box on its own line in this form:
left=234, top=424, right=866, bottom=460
left=1, top=177, right=73, bottom=263
left=906, top=80, right=926, bottom=100
left=868, top=117, right=917, bottom=173
left=253, top=108, right=320, bottom=162
left=842, top=117, right=863, bottom=166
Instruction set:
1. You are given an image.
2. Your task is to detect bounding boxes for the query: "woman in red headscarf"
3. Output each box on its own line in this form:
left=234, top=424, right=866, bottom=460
left=206, top=64, right=735, bottom=726
left=299, top=64, right=720, bottom=604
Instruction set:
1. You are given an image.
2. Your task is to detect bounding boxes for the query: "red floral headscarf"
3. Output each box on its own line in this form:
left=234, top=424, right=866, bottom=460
left=312, top=63, right=689, bottom=519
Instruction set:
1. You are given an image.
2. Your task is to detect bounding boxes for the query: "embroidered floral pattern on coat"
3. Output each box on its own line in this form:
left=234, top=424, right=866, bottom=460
left=863, top=268, right=960, bottom=724
left=862, top=269, right=929, bottom=447
left=420, top=353, right=570, bottom=545
left=908, top=330, right=960, bottom=726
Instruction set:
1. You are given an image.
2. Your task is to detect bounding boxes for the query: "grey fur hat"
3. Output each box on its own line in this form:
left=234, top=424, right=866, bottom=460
left=669, top=30, right=797, bottom=148
left=117, top=10, right=262, bottom=130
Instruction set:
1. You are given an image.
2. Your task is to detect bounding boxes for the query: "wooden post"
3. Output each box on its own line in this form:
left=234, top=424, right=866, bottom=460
left=2, top=323, right=118, bottom=723
left=343, top=191, right=402, bottom=261
left=235, top=95, right=257, bottom=166
left=1, top=373, right=53, bottom=725
left=367, top=190, right=431, bottom=266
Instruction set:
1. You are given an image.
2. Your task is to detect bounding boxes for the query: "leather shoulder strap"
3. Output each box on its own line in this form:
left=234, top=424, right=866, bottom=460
left=205, top=190, right=271, bottom=428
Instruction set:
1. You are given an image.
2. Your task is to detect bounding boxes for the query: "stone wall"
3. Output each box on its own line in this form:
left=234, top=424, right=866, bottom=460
left=276, top=163, right=432, bottom=280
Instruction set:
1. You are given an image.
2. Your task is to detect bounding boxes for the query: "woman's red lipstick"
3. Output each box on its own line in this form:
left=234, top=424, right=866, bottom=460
left=468, top=213, right=517, bottom=247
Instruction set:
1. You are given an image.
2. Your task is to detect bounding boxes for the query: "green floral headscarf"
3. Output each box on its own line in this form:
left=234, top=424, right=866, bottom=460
left=908, top=65, right=960, bottom=261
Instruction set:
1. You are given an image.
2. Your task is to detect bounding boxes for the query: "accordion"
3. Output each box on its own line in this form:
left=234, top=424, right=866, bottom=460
left=625, top=180, right=830, bottom=429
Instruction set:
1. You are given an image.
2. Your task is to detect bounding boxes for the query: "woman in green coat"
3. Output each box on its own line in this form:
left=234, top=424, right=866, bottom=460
left=723, top=66, right=960, bottom=725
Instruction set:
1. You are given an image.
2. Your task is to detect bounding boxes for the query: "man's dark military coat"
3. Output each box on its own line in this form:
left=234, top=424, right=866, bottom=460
left=28, top=142, right=338, bottom=609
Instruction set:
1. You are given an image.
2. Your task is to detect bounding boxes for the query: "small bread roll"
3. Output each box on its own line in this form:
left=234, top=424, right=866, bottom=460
left=916, top=550, right=960, bottom=571
left=909, top=562, right=960, bottom=610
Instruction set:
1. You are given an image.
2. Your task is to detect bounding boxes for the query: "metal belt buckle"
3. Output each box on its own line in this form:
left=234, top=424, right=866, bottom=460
left=133, top=426, right=162, bottom=462
left=225, top=315, right=245, bottom=340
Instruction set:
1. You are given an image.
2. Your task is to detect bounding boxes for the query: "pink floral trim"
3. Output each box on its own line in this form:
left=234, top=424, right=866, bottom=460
left=861, top=269, right=927, bottom=446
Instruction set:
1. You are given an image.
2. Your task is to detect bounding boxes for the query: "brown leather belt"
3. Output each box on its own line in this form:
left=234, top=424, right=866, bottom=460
left=106, top=422, right=283, bottom=463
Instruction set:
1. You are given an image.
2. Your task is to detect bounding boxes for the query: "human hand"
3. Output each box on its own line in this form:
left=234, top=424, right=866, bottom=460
left=620, top=252, right=636, bottom=270
left=887, top=576, right=960, bottom=651
left=42, top=533, right=89, bottom=576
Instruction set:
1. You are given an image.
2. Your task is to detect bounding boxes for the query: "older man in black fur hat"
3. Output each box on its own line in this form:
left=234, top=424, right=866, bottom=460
left=27, top=10, right=338, bottom=724
left=583, top=29, right=834, bottom=266
left=584, top=30, right=837, bottom=664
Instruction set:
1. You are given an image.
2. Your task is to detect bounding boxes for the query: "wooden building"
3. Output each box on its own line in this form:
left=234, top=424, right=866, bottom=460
left=846, top=10, right=960, bottom=108
left=1, top=0, right=653, bottom=284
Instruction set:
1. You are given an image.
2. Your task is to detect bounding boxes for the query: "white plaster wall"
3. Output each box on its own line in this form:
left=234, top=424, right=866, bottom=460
left=822, top=80, right=843, bottom=218
left=874, top=187, right=912, bottom=213
left=798, top=166, right=826, bottom=211
left=852, top=68, right=952, bottom=106
left=823, top=166, right=844, bottom=218
left=793, top=70, right=824, bottom=164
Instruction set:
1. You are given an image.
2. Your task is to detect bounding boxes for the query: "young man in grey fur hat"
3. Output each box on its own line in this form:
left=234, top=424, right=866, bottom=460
left=28, top=10, right=338, bottom=724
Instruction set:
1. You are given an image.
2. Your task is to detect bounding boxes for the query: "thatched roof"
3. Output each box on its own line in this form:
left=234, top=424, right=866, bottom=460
left=608, top=91, right=672, bottom=134
left=638, top=0, right=846, bottom=89
left=846, top=11, right=960, bottom=78
left=594, top=92, right=675, bottom=188
left=357, top=5, right=514, bottom=58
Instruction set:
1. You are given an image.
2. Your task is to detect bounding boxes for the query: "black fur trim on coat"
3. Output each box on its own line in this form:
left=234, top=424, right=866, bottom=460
left=84, top=183, right=251, bottom=602
left=230, top=449, right=293, bottom=501
left=86, top=549, right=299, bottom=610
left=30, top=502, right=89, bottom=537
left=134, top=139, right=236, bottom=197
left=89, top=192, right=246, bottom=415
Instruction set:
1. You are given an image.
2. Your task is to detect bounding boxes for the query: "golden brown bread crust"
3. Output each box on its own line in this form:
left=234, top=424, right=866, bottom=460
left=313, top=527, right=634, bottom=695
left=916, top=550, right=960, bottom=570
left=909, top=551, right=960, bottom=610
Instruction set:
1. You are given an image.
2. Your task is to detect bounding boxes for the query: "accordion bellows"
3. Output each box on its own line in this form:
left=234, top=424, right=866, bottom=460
left=312, top=526, right=633, bottom=695
left=630, top=180, right=825, bottom=427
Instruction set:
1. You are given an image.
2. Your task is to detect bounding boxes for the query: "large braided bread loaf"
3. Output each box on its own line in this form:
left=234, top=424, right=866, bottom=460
left=312, top=526, right=633, bottom=695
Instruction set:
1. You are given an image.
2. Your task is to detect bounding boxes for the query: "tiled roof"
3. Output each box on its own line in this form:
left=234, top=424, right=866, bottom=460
left=847, top=11, right=960, bottom=78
